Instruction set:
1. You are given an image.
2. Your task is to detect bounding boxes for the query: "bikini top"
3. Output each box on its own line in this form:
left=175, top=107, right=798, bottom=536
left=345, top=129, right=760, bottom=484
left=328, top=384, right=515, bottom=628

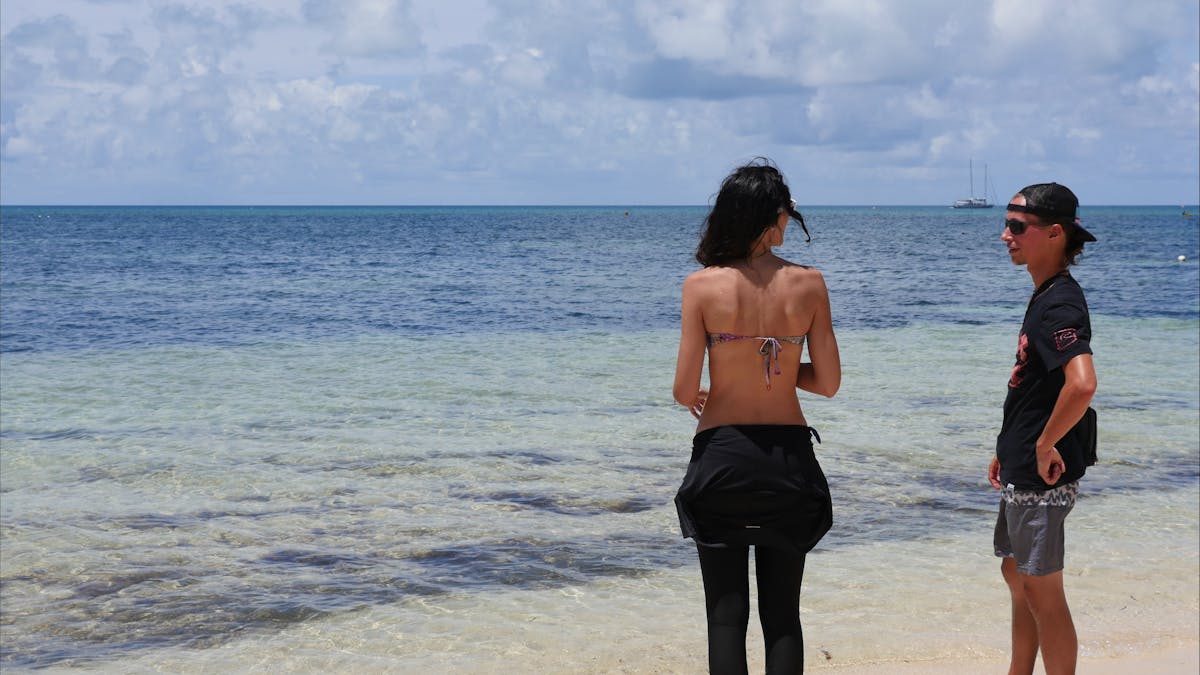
left=706, top=333, right=806, bottom=390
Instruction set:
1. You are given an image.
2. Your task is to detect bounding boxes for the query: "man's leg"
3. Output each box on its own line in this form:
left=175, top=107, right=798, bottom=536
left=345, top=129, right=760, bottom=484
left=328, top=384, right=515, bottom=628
left=997, top=481, right=1079, bottom=675
left=1001, top=557, right=1040, bottom=675
left=1020, top=569, right=1077, bottom=675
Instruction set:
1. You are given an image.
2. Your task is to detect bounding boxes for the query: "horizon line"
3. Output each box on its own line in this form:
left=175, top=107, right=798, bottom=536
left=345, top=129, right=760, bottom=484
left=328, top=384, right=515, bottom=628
left=3, top=203, right=1198, bottom=209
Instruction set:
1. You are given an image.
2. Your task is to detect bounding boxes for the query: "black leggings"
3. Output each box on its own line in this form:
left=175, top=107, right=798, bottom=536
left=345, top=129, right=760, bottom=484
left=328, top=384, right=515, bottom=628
left=697, top=544, right=807, bottom=674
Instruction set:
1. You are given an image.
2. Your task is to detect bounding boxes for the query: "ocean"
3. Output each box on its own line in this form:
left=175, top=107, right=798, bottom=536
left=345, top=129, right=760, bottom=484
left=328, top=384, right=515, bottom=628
left=1, top=205, right=1197, bottom=672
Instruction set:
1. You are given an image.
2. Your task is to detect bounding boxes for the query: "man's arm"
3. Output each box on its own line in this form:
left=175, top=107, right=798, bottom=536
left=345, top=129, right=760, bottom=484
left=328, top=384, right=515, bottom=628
left=1036, top=353, right=1097, bottom=484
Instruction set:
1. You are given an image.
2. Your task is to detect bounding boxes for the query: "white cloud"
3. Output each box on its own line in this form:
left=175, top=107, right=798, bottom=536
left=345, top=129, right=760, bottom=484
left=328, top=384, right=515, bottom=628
left=3, top=134, right=38, bottom=158
left=0, top=0, right=1196, bottom=204
left=635, top=0, right=739, bottom=65
left=311, top=0, right=424, bottom=58
left=495, top=47, right=549, bottom=88
left=1067, top=128, right=1102, bottom=142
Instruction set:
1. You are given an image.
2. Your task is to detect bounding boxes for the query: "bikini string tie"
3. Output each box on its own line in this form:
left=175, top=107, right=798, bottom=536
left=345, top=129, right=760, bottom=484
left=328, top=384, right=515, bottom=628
left=757, top=337, right=783, bottom=390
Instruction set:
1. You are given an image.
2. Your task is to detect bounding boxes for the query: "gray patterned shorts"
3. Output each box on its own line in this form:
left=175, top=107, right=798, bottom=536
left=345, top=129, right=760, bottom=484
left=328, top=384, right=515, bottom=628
left=994, top=481, right=1079, bottom=576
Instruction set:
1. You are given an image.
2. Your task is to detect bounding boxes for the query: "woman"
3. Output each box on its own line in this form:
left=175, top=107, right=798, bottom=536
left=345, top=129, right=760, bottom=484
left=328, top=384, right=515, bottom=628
left=673, top=159, right=841, bottom=674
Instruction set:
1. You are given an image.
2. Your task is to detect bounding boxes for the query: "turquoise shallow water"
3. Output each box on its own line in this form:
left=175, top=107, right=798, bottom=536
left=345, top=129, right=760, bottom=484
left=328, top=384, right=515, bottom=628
left=1, top=206, right=1197, bottom=669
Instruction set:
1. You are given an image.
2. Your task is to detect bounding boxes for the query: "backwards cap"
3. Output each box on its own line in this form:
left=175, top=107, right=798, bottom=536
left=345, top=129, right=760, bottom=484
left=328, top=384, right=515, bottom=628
left=1007, top=182, right=1096, bottom=242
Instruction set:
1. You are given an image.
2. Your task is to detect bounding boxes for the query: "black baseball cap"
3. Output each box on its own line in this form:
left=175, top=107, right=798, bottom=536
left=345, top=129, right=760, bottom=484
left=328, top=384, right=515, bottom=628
left=1007, top=182, right=1096, bottom=242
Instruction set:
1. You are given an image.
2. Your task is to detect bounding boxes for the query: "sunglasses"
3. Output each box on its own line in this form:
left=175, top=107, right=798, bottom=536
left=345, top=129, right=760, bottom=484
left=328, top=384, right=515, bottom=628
left=1004, top=218, right=1052, bottom=235
left=783, top=199, right=812, bottom=242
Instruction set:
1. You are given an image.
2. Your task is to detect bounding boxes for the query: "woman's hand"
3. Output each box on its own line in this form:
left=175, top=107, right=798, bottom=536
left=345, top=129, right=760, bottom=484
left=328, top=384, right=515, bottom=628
left=686, top=388, right=708, bottom=419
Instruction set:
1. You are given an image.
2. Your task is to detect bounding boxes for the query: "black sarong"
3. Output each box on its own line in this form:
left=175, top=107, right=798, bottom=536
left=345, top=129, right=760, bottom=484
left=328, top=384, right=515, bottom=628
left=675, top=424, right=832, bottom=555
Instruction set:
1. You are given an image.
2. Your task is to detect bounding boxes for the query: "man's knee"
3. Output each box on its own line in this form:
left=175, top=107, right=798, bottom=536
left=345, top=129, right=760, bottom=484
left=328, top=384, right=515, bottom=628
left=1020, top=571, right=1067, bottom=612
left=1000, top=557, right=1024, bottom=592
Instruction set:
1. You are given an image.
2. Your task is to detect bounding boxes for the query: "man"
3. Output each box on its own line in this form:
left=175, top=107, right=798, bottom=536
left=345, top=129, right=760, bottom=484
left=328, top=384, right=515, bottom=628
left=989, top=183, right=1098, bottom=675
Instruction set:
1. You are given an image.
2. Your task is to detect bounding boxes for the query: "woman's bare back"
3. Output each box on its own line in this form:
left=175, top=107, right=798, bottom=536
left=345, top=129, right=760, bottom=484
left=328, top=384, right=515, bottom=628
left=686, top=255, right=828, bottom=430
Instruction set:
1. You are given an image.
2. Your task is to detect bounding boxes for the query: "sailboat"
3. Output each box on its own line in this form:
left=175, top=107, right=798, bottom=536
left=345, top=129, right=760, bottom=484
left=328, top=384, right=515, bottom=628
left=952, top=160, right=994, bottom=209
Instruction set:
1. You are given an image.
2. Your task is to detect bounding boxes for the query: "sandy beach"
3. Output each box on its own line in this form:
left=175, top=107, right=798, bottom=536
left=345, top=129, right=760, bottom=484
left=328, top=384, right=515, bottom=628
left=814, top=643, right=1199, bottom=674
left=521, top=645, right=1200, bottom=675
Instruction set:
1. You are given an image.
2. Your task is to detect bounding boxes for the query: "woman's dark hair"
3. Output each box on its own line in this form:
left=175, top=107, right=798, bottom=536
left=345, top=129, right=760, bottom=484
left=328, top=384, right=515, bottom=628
left=695, top=158, right=803, bottom=267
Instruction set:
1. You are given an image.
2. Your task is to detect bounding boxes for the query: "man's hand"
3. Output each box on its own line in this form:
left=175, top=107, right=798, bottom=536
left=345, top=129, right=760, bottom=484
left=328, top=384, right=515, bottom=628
left=988, top=456, right=1003, bottom=489
left=1037, top=445, right=1065, bottom=485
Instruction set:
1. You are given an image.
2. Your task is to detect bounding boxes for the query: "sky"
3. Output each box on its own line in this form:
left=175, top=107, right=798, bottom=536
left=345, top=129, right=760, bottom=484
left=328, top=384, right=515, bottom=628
left=1, top=0, right=1197, bottom=206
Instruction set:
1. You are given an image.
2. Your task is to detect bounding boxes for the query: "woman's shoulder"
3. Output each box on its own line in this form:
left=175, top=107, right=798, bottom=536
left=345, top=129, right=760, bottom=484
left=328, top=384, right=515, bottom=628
left=682, top=266, right=748, bottom=306
left=769, top=261, right=827, bottom=303
left=775, top=259, right=825, bottom=281
left=684, top=265, right=738, bottom=286
left=681, top=266, right=713, bottom=297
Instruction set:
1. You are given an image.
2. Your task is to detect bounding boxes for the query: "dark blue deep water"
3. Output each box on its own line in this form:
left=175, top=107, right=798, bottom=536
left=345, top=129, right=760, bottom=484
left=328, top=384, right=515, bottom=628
left=2, top=205, right=1197, bottom=354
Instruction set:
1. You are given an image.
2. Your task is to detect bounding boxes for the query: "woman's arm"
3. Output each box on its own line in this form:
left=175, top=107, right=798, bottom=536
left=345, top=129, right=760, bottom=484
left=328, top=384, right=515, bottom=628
left=673, top=274, right=708, bottom=417
left=796, top=272, right=841, bottom=398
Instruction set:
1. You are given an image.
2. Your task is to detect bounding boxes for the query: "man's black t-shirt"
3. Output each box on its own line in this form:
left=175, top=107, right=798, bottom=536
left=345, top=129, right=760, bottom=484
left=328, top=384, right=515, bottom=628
left=996, top=272, right=1093, bottom=490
